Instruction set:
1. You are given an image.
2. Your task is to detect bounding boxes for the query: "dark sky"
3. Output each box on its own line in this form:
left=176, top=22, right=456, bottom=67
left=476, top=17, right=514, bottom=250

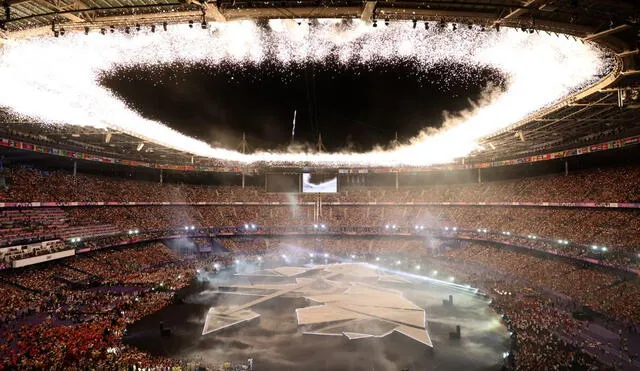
left=101, top=61, right=504, bottom=153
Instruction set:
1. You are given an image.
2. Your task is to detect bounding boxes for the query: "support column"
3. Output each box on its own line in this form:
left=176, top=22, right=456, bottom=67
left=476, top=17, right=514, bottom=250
left=159, top=169, right=163, bottom=184
left=241, top=171, right=245, bottom=188
left=564, top=161, right=569, bottom=176
left=73, top=160, right=77, bottom=177
left=477, top=168, right=482, bottom=184
left=395, top=171, right=399, bottom=189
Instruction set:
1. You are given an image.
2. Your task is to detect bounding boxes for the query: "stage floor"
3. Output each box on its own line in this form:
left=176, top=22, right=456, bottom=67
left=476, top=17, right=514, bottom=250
left=124, top=263, right=510, bottom=370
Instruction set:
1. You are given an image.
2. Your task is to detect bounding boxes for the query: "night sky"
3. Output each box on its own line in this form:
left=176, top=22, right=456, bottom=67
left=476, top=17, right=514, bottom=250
left=101, top=61, right=504, bottom=153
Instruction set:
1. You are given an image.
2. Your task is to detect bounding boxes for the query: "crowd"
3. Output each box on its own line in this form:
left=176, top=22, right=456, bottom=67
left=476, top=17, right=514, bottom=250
left=55, top=204, right=639, bottom=269
left=0, top=164, right=638, bottom=272
left=0, top=242, right=200, bottom=369
left=1, top=164, right=639, bottom=204
left=1, top=236, right=639, bottom=369
left=441, top=243, right=640, bottom=330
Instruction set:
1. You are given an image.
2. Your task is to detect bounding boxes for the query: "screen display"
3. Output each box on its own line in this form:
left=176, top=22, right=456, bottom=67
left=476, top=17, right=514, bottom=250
left=302, top=173, right=338, bottom=193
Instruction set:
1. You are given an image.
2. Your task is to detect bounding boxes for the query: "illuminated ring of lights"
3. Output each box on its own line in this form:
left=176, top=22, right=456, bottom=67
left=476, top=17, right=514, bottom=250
left=0, top=19, right=611, bottom=166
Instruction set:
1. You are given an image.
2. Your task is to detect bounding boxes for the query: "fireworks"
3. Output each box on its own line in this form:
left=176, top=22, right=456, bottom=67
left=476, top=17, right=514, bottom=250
left=0, top=19, right=611, bottom=166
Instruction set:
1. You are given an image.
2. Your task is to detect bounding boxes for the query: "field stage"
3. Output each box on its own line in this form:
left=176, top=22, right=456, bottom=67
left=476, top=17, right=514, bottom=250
left=125, top=262, right=510, bottom=370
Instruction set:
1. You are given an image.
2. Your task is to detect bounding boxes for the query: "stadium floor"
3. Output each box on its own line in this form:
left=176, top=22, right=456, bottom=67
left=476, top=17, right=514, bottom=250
left=124, top=264, right=509, bottom=370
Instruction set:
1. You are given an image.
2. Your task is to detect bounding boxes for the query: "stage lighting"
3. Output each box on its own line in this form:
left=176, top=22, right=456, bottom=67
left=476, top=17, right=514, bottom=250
left=452, top=23, right=457, bottom=31
left=320, top=224, right=326, bottom=229
left=467, top=23, right=472, bottom=30
left=201, top=21, right=207, bottom=29
left=189, top=20, right=194, bottom=28
left=375, top=257, right=380, bottom=261
left=432, top=270, right=438, bottom=276
left=100, top=28, right=106, bottom=35
left=601, top=247, right=608, bottom=252
left=136, top=142, right=144, bottom=151
left=309, top=253, right=314, bottom=258
left=136, top=23, right=140, bottom=31
left=324, top=253, right=329, bottom=258
left=151, top=24, right=156, bottom=33
left=84, top=26, right=89, bottom=35
left=424, top=22, right=429, bottom=30
left=372, top=20, right=377, bottom=28
left=162, top=22, right=168, bottom=31
left=395, top=260, right=401, bottom=265
left=495, top=24, right=500, bottom=32
left=110, top=25, right=115, bottom=33
left=449, top=276, right=455, bottom=282
left=125, top=26, right=130, bottom=34
left=415, top=265, right=421, bottom=270
left=53, top=30, right=59, bottom=38
left=384, top=19, right=389, bottom=27
left=591, top=245, right=598, bottom=250
left=60, top=27, right=65, bottom=36
left=351, top=255, right=356, bottom=259
left=412, top=19, right=417, bottom=29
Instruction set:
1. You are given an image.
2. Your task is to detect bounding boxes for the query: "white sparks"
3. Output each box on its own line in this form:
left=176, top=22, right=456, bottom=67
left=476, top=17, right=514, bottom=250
left=0, top=19, right=610, bottom=166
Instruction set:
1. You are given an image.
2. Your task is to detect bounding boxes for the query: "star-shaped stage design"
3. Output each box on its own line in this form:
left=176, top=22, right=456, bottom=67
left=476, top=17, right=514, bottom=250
left=202, top=263, right=432, bottom=347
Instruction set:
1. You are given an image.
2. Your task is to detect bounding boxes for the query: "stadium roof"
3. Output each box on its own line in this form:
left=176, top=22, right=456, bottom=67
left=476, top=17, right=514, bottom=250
left=0, top=0, right=639, bottom=171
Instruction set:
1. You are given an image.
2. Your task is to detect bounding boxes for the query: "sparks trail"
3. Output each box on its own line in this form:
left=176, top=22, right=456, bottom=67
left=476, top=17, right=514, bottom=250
left=0, top=19, right=612, bottom=166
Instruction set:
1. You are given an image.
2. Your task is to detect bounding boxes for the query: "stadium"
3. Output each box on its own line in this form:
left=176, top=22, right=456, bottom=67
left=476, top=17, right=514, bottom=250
left=1, top=0, right=640, bottom=369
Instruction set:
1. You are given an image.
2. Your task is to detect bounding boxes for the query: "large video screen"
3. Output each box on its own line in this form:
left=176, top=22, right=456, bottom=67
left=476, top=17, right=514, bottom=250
left=302, top=173, right=338, bottom=193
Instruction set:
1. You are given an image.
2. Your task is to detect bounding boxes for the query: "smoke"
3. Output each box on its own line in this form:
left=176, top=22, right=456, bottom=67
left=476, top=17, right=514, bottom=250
left=0, top=20, right=610, bottom=166
left=126, top=258, right=508, bottom=370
